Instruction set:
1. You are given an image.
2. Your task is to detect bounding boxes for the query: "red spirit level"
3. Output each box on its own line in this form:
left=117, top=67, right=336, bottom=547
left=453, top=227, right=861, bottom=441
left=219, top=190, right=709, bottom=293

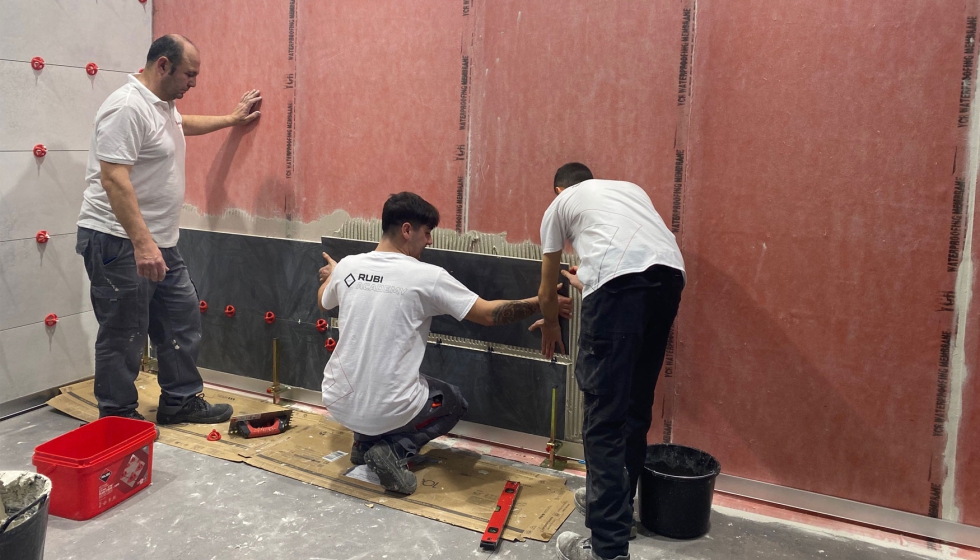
left=480, top=480, right=521, bottom=551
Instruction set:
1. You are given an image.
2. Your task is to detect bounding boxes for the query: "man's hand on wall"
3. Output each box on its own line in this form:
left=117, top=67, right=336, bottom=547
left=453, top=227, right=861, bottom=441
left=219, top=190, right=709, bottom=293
left=557, top=291, right=573, bottom=319
left=319, top=252, right=337, bottom=284
left=230, top=89, right=262, bottom=125
left=529, top=319, right=565, bottom=359
left=561, top=266, right=583, bottom=292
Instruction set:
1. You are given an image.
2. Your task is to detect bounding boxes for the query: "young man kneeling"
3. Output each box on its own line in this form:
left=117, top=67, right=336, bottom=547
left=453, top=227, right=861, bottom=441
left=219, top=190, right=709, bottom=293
left=317, top=192, right=570, bottom=494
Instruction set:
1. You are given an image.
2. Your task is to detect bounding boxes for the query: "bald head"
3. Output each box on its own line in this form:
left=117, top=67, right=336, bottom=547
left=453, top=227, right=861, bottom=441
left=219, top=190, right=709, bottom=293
left=146, top=34, right=197, bottom=75
left=141, top=33, right=200, bottom=102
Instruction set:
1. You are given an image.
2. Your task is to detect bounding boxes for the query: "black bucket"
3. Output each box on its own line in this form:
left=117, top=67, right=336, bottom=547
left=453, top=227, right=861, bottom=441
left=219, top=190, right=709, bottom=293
left=639, top=444, right=720, bottom=539
left=0, top=471, right=52, bottom=560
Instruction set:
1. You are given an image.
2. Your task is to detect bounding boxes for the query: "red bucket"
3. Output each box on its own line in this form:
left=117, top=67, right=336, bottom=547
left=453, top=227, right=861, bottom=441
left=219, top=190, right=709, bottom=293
left=32, top=417, right=157, bottom=520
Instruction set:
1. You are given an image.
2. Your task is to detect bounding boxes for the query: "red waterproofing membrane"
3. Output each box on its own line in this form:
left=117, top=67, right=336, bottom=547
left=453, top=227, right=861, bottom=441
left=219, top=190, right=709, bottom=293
left=154, top=0, right=980, bottom=523
left=155, top=0, right=295, bottom=219
left=676, top=0, right=976, bottom=516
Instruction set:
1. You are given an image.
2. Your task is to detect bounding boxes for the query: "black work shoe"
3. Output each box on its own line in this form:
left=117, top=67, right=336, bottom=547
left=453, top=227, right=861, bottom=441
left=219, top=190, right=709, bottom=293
left=156, top=394, right=233, bottom=425
left=350, top=441, right=371, bottom=466
left=573, top=488, right=637, bottom=540
left=100, top=409, right=147, bottom=421
left=364, top=440, right=417, bottom=495
left=99, top=409, right=160, bottom=438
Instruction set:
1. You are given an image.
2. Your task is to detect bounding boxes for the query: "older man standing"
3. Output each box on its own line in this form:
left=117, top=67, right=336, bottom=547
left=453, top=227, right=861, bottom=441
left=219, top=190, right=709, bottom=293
left=76, top=34, right=261, bottom=424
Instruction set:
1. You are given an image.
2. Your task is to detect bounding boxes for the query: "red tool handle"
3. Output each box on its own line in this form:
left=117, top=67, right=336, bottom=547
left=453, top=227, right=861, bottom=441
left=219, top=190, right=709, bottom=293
left=239, top=418, right=285, bottom=438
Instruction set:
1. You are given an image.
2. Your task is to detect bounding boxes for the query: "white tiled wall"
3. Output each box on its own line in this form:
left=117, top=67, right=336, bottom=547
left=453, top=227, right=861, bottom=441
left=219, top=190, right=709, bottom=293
left=0, top=0, right=151, bottom=405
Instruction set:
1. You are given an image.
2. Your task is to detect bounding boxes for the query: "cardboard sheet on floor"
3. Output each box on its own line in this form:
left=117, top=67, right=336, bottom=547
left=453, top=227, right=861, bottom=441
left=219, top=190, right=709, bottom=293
left=46, top=373, right=573, bottom=542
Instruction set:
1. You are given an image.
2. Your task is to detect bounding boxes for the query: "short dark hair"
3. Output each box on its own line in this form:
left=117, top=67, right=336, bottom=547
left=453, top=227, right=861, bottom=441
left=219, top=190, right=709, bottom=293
left=146, top=34, right=192, bottom=75
left=554, top=163, right=593, bottom=189
left=381, top=192, right=440, bottom=237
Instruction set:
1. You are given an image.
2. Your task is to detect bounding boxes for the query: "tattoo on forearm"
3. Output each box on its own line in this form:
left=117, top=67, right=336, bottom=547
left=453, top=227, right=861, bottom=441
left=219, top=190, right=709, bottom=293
left=492, top=300, right=539, bottom=325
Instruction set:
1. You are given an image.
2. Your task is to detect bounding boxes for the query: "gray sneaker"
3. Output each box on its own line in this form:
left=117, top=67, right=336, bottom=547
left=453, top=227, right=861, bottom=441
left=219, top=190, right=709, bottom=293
left=572, top=487, right=637, bottom=540
left=364, top=440, right=417, bottom=495
left=574, top=486, right=586, bottom=514
left=556, top=531, right=630, bottom=560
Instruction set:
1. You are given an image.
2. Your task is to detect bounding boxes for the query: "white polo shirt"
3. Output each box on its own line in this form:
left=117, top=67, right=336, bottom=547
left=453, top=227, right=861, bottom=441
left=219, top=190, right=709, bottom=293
left=540, top=179, right=685, bottom=298
left=78, top=75, right=186, bottom=248
left=320, top=251, right=478, bottom=435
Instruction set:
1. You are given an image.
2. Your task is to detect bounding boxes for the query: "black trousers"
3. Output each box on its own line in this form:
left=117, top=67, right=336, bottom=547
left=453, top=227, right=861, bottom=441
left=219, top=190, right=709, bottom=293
left=578, top=265, right=684, bottom=559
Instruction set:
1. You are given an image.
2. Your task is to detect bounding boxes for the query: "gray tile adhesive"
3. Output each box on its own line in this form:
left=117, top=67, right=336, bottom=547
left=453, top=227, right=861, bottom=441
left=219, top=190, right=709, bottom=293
left=0, top=471, right=51, bottom=532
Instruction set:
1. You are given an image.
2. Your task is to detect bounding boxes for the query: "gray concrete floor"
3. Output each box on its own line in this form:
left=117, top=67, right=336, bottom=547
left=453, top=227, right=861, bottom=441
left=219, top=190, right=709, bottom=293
left=0, top=407, right=942, bottom=560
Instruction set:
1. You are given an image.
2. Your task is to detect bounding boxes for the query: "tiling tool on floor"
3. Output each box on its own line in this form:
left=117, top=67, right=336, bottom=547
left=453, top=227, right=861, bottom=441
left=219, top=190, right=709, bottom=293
left=480, top=480, right=521, bottom=551
left=229, top=410, right=293, bottom=439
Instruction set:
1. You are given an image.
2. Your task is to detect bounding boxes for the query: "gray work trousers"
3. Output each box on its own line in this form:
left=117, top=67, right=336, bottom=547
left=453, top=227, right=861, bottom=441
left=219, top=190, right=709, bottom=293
left=353, top=375, right=468, bottom=457
left=76, top=228, right=204, bottom=416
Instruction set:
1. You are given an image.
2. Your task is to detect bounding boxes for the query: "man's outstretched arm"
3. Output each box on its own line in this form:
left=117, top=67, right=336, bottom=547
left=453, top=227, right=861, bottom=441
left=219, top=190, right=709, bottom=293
left=534, top=251, right=565, bottom=358
left=466, top=298, right=540, bottom=326
left=464, top=288, right=572, bottom=327
left=182, top=90, right=262, bottom=136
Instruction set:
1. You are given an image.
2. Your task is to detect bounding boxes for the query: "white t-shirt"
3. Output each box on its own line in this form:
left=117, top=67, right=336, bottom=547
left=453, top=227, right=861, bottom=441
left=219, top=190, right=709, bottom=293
left=78, top=75, right=187, bottom=248
left=319, top=251, right=479, bottom=435
left=540, top=179, right=685, bottom=298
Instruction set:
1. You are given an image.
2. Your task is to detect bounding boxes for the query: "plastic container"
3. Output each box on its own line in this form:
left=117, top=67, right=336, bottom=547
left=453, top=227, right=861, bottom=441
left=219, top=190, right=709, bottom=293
left=0, top=471, right=52, bottom=560
left=639, top=443, right=720, bottom=539
left=32, top=417, right=157, bottom=520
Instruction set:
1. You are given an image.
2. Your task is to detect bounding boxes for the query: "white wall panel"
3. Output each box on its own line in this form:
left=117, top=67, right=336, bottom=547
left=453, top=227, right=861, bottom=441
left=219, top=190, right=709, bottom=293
left=0, top=60, right=130, bottom=151
left=0, top=311, right=97, bottom=403
left=0, top=0, right=151, bottom=72
left=0, top=0, right=149, bottom=408
left=0, top=234, right=92, bottom=331
left=0, top=151, right=89, bottom=242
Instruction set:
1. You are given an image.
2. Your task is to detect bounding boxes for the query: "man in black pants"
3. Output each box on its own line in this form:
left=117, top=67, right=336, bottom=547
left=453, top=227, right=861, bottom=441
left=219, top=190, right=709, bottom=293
left=533, top=163, right=685, bottom=560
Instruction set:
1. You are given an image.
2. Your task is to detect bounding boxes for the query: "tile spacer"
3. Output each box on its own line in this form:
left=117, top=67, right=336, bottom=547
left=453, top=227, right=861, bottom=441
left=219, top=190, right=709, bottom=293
left=480, top=480, right=521, bottom=551
left=31, top=57, right=45, bottom=70
left=44, top=313, right=58, bottom=327
left=324, top=338, right=337, bottom=352
left=33, top=144, right=47, bottom=158
left=86, top=62, right=98, bottom=76
left=206, top=429, right=221, bottom=441
left=316, top=318, right=328, bottom=332
left=35, top=230, right=50, bottom=243
left=264, top=311, right=276, bottom=324
left=199, top=300, right=208, bottom=313
left=224, top=305, right=235, bottom=317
